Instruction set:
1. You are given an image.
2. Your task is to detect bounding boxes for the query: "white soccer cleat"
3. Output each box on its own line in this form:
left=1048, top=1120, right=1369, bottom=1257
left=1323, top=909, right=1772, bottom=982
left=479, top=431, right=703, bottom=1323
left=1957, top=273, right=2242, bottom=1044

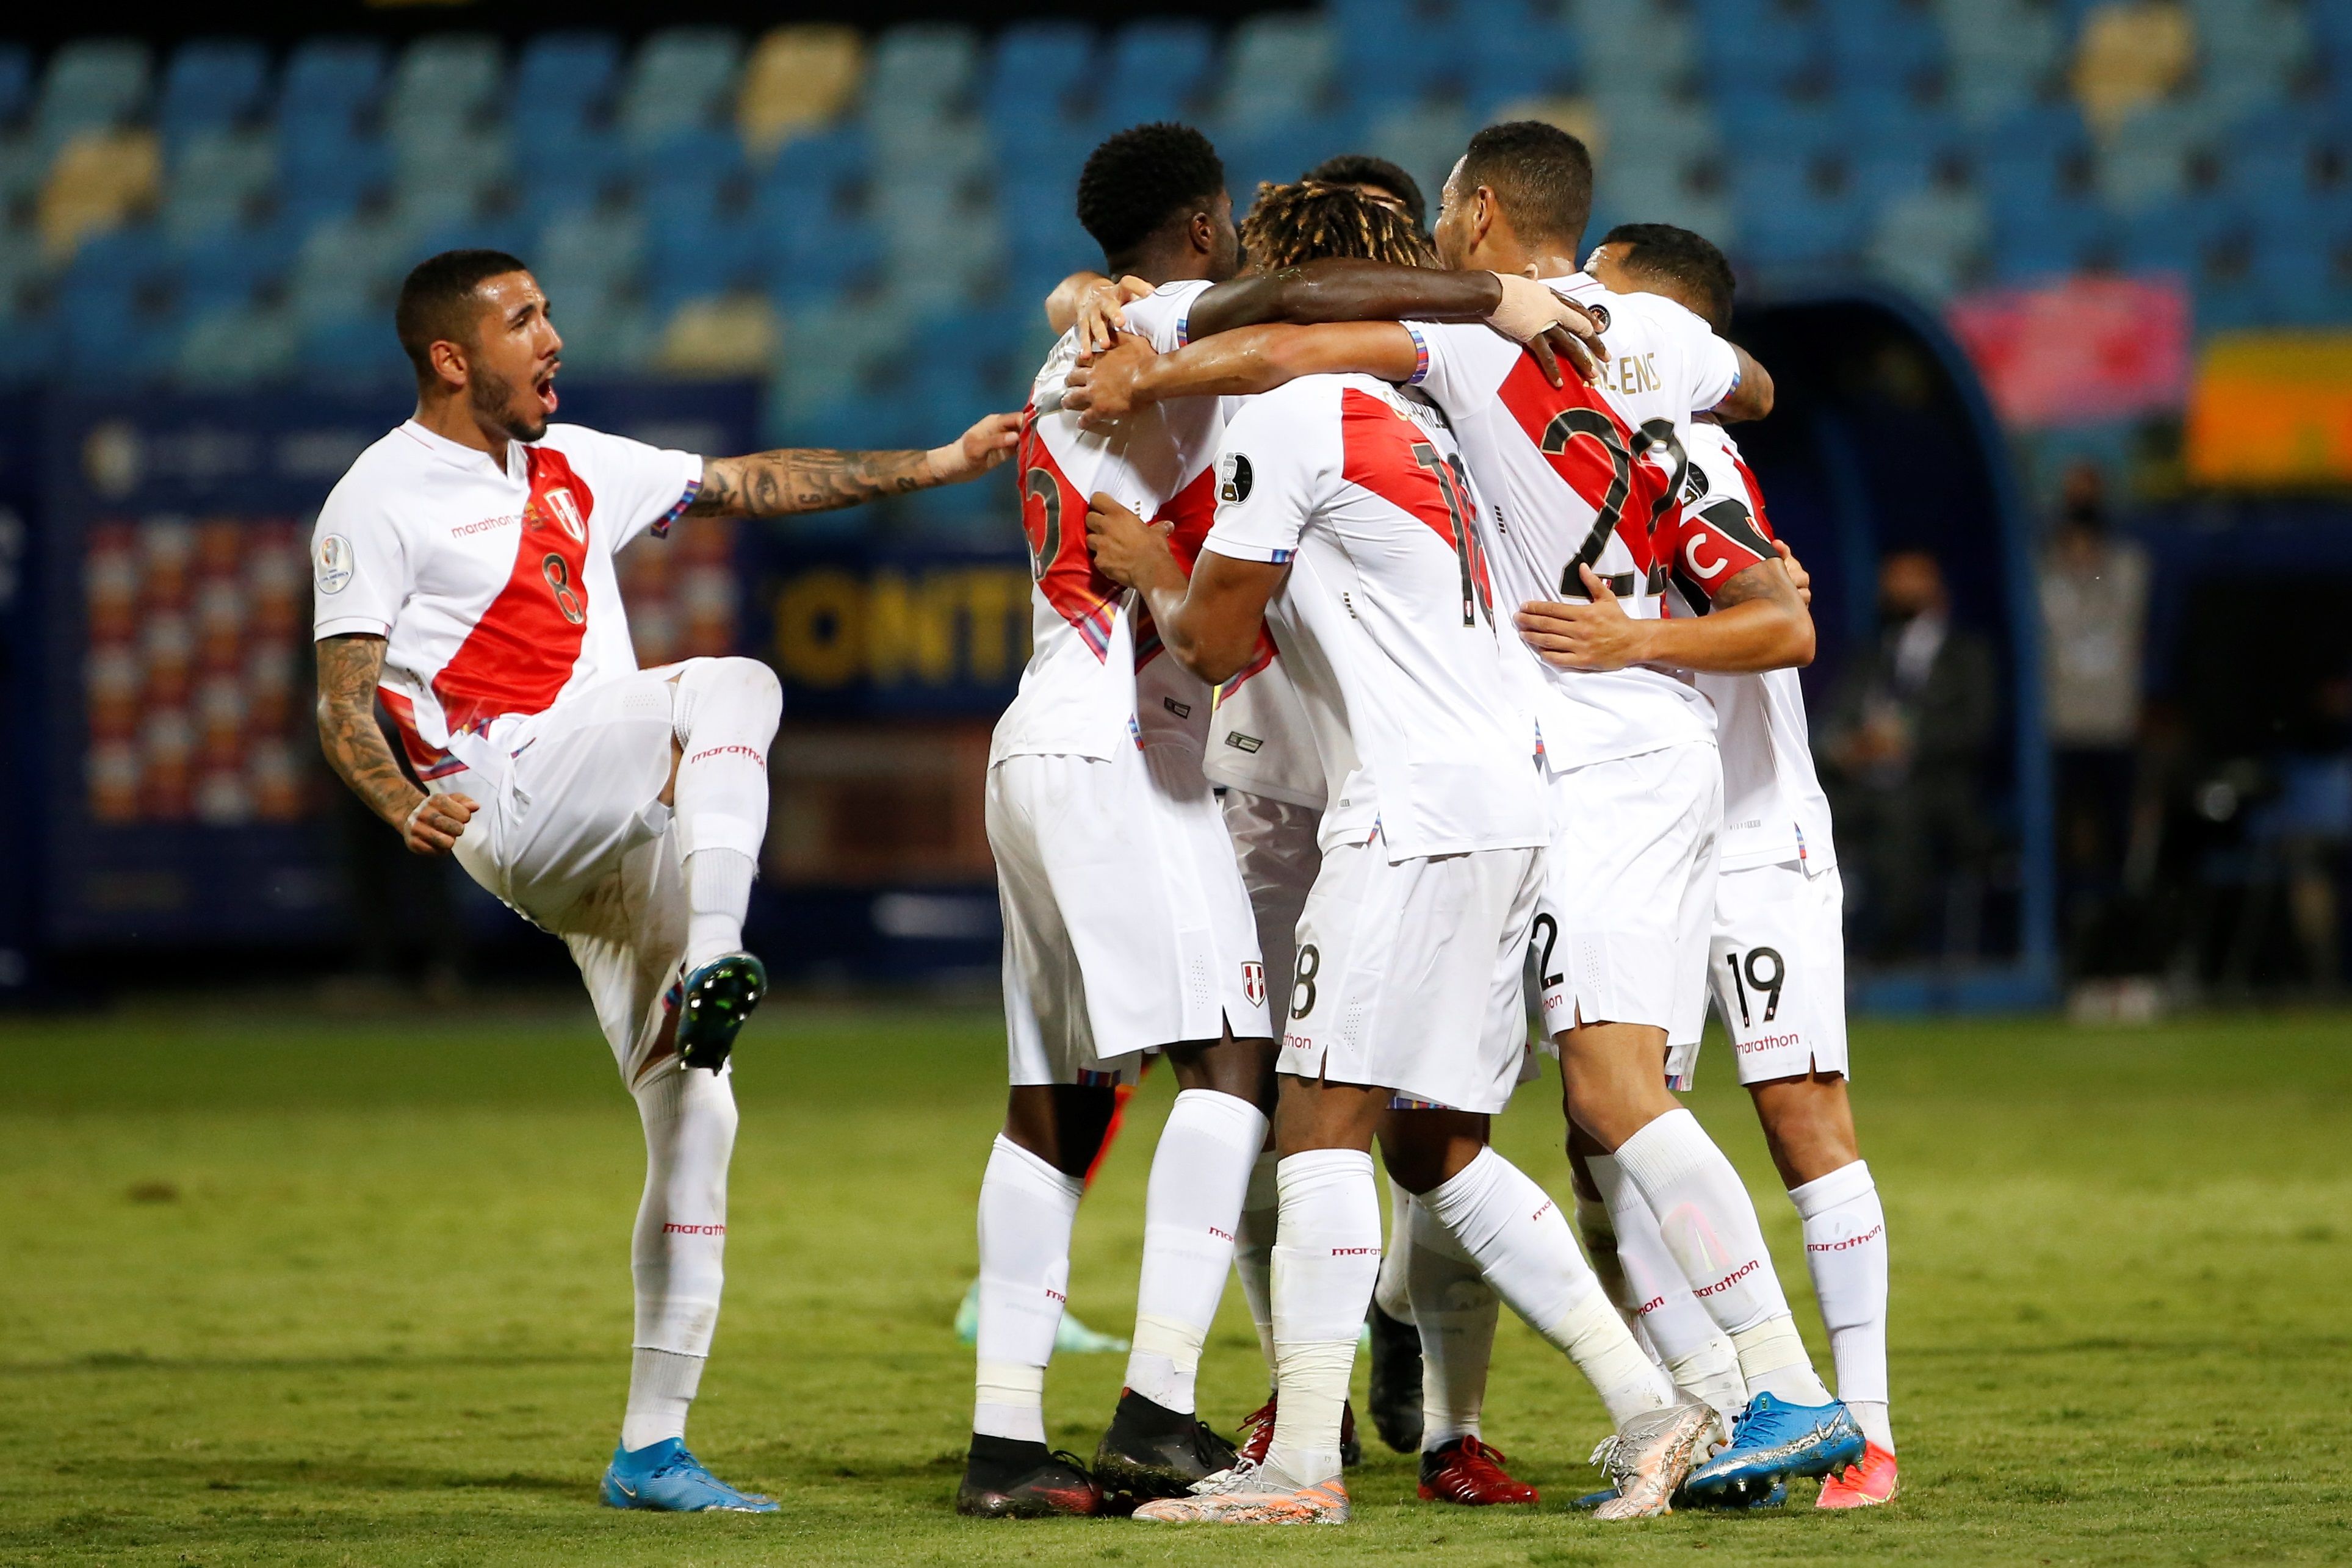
left=1586, top=1397, right=1715, bottom=1520
left=1130, top=1458, right=1351, bottom=1524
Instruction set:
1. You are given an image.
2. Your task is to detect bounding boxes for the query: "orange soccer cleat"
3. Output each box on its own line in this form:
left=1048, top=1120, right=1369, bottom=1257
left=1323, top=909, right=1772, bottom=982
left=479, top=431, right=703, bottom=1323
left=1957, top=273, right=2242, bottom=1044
left=1816, top=1442, right=1899, bottom=1508
left=1418, top=1436, right=1539, bottom=1505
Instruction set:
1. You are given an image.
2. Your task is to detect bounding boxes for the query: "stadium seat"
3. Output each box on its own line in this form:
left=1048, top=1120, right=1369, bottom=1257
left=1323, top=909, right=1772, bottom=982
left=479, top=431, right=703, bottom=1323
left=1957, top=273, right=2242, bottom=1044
left=1461, top=0, right=1584, bottom=117
left=162, top=129, right=275, bottom=240
left=864, top=24, right=979, bottom=121
left=1692, top=0, right=1828, bottom=99
left=2071, top=0, right=2198, bottom=136
left=620, top=28, right=744, bottom=146
left=656, top=292, right=778, bottom=376
left=1934, top=0, right=2065, bottom=124
left=740, top=26, right=865, bottom=157
left=297, top=307, right=413, bottom=385
left=1575, top=0, right=1695, bottom=95
left=38, top=128, right=161, bottom=261
left=34, top=40, right=151, bottom=156
left=516, top=31, right=622, bottom=118
left=1866, top=176, right=1989, bottom=300
left=775, top=296, right=917, bottom=430
left=175, top=296, right=300, bottom=386
left=1217, top=14, right=1335, bottom=130
left=1218, top=112, right=1364, bottom=205
left=1362, top=99, right=1473, bottom=217
left=387, top=34, right=505, bottom=136
left=544, top=283, right=652, bottom=373
left=279, top=128, right=392, bottom=225
left=763, top=217, right=887, bottom=309
left=1715, top=89, right=1845, bottom=163
left=0, top=45, right=30, bottom=128
left=287, top=209, right=408, bottom=330
left=1100, top=20, right=1217, bottom=126
left=1330, top=0, right=1468, bottom=107
left=276, top=38, right=386, bottom=134
left=514, top=122, right=627, bottom=218
left=2186, top=0, right=2311, bottom=121
left=1986, top=198, right=2116, bottom=283
left=2098, top=99, right=2227, bottom=212
left=1825, top=0, right=1947, bottom=93
left=1728, top=150, right=1868, bottom=272
left=176, top=218, right=300, bottom=313
left=157, top=40, right=270, bottom=143
left=2223, top=107, right=2348, bottom=223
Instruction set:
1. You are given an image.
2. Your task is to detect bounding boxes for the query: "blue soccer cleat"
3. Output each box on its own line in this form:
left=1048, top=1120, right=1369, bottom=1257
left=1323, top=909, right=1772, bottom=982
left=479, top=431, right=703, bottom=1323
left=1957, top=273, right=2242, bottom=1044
left=600, top=1437, right=779, bottom=1512
left=1679, top=1392, right=1865, bottom=1505
left=1570, top=1479, right=1787, bottom=1511
left=675, top=953, right=767, bottom=1073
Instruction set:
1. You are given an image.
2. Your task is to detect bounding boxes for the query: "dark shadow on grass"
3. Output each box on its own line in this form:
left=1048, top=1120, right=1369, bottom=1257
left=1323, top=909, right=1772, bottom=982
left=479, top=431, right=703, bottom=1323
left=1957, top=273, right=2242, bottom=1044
left=54, top=1454, right=585, bottom=1493
left=0, top=1350, right=603, bottom=1377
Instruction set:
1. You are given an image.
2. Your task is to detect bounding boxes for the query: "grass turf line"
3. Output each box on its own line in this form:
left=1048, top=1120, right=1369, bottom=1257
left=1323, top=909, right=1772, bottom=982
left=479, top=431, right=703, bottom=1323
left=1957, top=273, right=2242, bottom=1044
left=1, top=1004, right=2348, bottom=1566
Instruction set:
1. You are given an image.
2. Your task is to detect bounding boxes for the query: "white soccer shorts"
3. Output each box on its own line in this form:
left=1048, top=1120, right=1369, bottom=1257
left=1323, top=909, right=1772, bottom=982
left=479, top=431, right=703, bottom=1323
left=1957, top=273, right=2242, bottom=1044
left=989, top=743, right=1272, bottom=1088
left=448, top=663, right=712, bottom=1087
left=1533, top=740, right=1722, bottom=1071
left=1219, top=788, right=1324, bottom=1012
left=1277, top=831, right=1544, bottom=1117
left=1703, top=860, right=1850, bottom=1088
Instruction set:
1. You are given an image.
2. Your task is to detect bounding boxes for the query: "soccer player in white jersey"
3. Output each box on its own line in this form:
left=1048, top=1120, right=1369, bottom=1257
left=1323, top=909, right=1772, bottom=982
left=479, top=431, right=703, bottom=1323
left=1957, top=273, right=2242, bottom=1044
left=1068, top=124, right=1866, bottom=1503
left=311, top=249, right=1019, bottom=1514
left=1088, top=184, right=1722, bottom=1528
left=967, top=127, right=1600, bottom=1519
left=1521, top=226, right=1897, bottom=1508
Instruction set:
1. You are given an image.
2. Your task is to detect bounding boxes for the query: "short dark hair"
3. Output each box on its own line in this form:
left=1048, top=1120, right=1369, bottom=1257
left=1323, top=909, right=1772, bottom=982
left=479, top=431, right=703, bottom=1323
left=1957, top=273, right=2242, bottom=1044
left=1243, top=180, right=1436, bottom=271
left=1302, top=153, right=1427, bottom=231
left=395, top=249, right=530, bottom=378
left=1601, top=222, right=1737, bottom=331
left=1456, top=120, right=1593, bottom=253
left=1075, top=123, right=1227, bottom=265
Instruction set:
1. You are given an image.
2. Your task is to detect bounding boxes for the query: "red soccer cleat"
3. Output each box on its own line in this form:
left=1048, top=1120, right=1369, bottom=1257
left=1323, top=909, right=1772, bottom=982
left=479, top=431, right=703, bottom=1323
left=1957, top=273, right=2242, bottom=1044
left=1418, top=1436, right=1540, bottom=1505
left=1236, top=1397, right=1361, bottom=1470
left=1816, top=1441, right=1899, bottom=1508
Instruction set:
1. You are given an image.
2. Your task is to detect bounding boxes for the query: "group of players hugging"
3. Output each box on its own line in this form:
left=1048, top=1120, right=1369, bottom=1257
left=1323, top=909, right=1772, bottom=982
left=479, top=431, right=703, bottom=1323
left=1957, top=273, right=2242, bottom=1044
left=313, top=104, right=1894, bottom=1525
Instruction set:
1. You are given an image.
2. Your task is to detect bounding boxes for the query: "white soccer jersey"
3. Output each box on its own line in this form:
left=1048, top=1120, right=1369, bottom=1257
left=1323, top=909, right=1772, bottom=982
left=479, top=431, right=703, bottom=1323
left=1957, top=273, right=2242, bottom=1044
left=310, top=419, right=701, bottom=781
left=1673, top=422, right=1837, bottom=872
left=993, top=279, right=1233, bottom=764
left=1405, top=275, right=1741, bottom=771
left=1203, top=648, right=1329, bottom=809
left=1203, top=373, right=1545, bottom=861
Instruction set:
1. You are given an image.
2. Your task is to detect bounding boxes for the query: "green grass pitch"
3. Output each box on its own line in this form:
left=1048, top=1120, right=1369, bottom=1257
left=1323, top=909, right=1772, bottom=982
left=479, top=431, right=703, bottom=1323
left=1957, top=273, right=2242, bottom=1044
left=2, top=1000, right=2348, bottom=1566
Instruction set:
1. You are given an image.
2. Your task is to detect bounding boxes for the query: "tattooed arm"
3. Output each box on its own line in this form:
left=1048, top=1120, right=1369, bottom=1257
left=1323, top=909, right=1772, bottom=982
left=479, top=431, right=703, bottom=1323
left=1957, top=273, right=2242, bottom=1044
left=687, top=411, right=1022, bottom=517
left=1514, top=558, right=1813, bottom=675
left=315, top=633, right=477, bottom=855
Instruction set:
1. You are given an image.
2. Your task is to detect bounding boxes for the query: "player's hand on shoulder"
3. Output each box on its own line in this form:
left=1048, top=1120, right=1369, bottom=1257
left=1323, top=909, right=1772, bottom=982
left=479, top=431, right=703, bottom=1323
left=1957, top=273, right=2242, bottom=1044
left=1073, top=275, right=1156, bottom=358
left=403, top=792, right=477, bottom=856
left=1083, top=491, right=1175, bottom=590
left=1065, top=333, right=1158, bottom=427
left=931, top=412, right=1022, bottom=484
left=1513, top=567, right=1651, bottom=672
left=1487, top=275, right=1604, bottom=386
left=1774, top=538, right=1812, bottom=605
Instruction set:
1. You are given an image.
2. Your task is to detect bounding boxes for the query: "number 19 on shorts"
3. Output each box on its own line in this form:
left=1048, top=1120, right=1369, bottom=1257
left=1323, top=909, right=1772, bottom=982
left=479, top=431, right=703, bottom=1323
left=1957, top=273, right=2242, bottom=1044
left=1723, top=945, right=1785, bottom=1029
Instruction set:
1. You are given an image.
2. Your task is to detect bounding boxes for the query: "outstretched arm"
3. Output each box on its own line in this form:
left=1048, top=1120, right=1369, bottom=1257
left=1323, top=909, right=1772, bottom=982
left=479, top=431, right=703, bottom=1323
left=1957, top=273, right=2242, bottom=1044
left=1083, top=494, right=1286, bottom=685
left=1189, top=261, right=1602, bottom=381
left=1065, top=322, right=1425, bottom=425
left=687, top=412, right=1020, bottom=517
left=1515, top=559, right=1813, bottom=675
left=315, top=633, right=477, bottom=854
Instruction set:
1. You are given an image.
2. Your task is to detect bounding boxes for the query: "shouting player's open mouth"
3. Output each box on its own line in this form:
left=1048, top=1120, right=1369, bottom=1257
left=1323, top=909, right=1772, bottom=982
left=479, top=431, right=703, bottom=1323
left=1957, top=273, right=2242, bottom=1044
left=535, top=363, right=560, bottom=417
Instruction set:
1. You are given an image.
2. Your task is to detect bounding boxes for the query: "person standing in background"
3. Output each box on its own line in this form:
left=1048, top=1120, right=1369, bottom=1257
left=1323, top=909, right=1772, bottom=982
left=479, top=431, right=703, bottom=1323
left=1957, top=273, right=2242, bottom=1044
left=2037, top=463, right=2151, bottom=981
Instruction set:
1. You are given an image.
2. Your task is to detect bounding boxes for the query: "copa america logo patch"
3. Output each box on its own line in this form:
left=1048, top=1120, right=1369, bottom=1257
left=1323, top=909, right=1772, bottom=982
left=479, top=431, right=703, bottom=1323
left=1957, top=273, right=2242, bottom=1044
left=1585, top=301, right=1611, bottom=332
left=1684, top=464, right=1711, bottom=502
left=543, top=487, right=587, bottom=542
left=1242, top=962, right=1266, bottom=1007
left=314, top=534, right=354, bottom=594
left=1219, top=451, right=1253, bottom=503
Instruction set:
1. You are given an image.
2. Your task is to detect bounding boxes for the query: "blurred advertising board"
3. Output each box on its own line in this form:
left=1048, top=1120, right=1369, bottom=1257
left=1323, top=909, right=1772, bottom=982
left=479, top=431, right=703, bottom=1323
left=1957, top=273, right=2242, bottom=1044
left=1947, top=275, right=2191, bottom=428
left=2184, top=332, right=2352, bottom=489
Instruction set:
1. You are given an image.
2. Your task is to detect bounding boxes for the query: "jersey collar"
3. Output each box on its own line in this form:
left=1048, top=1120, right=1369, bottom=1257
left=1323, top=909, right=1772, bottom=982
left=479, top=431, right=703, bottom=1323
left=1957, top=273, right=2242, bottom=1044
left=399, top=418, right=530, bottom=482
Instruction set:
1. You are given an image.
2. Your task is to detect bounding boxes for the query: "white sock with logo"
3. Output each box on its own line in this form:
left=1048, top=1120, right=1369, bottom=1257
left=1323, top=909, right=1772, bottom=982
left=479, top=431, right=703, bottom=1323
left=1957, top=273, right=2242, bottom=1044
left=1791, top=1159, right=1892, bottom=1450
left=1373, top=1177, right=1418, bottom=1324
left=1614, top=1109, right=1831, bottom=1406
left=1405, top=1192, right=1497, bottom=1450
left=1268, top=1149, right=1382, bottom=1486
left=623, top=1063, right=736, bottom=1451
left=1590, top=1153, right=1750, bottom=1425
left=671, top=657, right=782, bottom=974
left=1420, top=1148, right=1673, bottom=1426
left=1233, top=1149, right=1280, bottom=1381
left=1125, top=1090, right=1269, bottom=1414
left=974, top=1134, right=1086, bottom=1445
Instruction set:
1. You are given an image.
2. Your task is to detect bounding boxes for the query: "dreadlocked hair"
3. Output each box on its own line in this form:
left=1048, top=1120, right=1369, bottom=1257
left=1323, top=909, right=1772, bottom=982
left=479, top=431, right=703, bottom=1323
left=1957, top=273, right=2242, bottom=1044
left=1240, top=180, right=1438, bottom=270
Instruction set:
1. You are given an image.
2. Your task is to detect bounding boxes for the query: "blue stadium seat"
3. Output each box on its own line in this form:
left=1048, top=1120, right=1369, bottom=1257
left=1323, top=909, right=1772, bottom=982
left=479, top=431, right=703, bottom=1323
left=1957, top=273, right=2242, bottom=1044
left=1461, top=0, right=1583, bottom=115
left=762, top=218, right=886, bottom=309
left=2225, top=107, right=2351, bottom=222
left=620, top=28, right=743, bottom=145
left=1936, top=0, right=2065, bottom=126
left=59, top=240, right=184, bottom=385
left=1824, top=0, right=1946, bottom=92
left=2098, top=102, right=2228, bottom=214
left=278, top=38, right=386, bottom=132
left=162, top=129, right=276, bottom=240
left=176, top=297, right=301, bottom=386
left=1575, top=0, right=1694, bottom=95
left=158, top=40, right=270, bottom=142
left=1715, top=90, right=1845, bottom=162
left=515, top=121, right=627, bottom=217
left=1330, top=0, right=1468, bottom=106
left=1218, top=113, right=1363, bottom=205
left=1692, top=0, right=1827, bottom=97
left=280, top=129, right=393, bottom=221
left=758, top=125, right=867, bottom=215
left=864, top=24, right=979, bottom=121
left=1866, top=178, right=1989, bottom=300
left=2248, top=207, right=2352, bottom=324
left=1986, top=200, right=2115, bottom=284
left=646, top=208, right=768, bottom=311
left=1218, top=14, right=1334, bottom=130
left=298, top=309, right=414, bottom=386
left=1099, top=20, right=1216, bottom=125
left=176, top=219, right=300, bottom=312
left=0, top=45, right=31, bottom=128
left=35, top=40, right=151, bottom=154
left=983, top=22, right=1093, bottom=132
left=1728, top=151, right=1868, bottom=271
left=2117, top=196, right=2244, bottom=279
left=388, top=34, right=505, bottom=133
left=516, top=32, right=622, bottom=117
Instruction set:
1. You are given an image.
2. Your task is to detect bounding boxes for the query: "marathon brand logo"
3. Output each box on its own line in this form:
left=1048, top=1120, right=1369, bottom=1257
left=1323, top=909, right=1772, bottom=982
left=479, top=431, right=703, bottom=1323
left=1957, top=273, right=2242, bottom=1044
left=1208, top=1225, right=1235, bottom=1243
left=662, top=1221, right=726, bottom=1235
left=1636, top=1295, right=1667, bottom=1315
left=1330, top=1246, right=1380, bottom=1256
left=1808, top=1223, right=1885, bottom=1254
left=1532, top=1198, right=1556, bottom=1223
left=1219, top=451, right=1254, bottom=503
left=686, top=744, right=767, bottom=767
left=1692, top=1257, right=1761, bottom=1298
left=1046, top=1286, right=1067, bottom=1303
left=452, top=513, right=521, bottom=538
left=1736, top=1032, right=1803, bottom=1054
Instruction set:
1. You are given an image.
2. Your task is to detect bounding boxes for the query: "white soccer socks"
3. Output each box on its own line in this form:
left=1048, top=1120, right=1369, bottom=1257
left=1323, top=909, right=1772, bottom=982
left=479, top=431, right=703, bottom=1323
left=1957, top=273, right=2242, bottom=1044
left=1586, top=1154, right=1750, bottom=1426
left=1233, top=1149, right=1280, bottom=1378
left=1125, top=1090, right=1269, bottom=1414
left=671, top=657, right=782, bottom=974
left=1404, top=1192, right=1498, bottom=1450
left=1614, top=1109, right=1833, bottom=1407
left=1268, top=1149, right=1383, bottom=1486
left=1791, top=1159, right=1893, bottom=1451
left=1373, top=1177, right=1419, bottom=1326
left=974, top=1135, right=1086, bottom=1445
left=623, top=1062, right=737, bottom=1450
left=1421, top=1148, right=1675, bottom=1426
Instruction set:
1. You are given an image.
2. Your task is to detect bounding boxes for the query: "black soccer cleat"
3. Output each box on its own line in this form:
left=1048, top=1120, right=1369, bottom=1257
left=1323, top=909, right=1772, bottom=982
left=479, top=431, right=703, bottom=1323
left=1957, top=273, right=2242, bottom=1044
left=1366, top=1301, right=1426, bottom=1453
left=954, top=1434, right=1103, bottom=1518
left=1091, top=1388, right=1241, bottom=1512
left=675, top=952, right=767, bottom=1073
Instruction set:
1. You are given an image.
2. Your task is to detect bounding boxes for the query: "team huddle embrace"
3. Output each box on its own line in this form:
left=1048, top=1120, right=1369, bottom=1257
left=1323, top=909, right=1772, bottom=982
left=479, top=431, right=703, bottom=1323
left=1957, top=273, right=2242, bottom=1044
left=962, top=119, right=1896, bottom=1527
left=309, top=107, right=1892, bottom=1526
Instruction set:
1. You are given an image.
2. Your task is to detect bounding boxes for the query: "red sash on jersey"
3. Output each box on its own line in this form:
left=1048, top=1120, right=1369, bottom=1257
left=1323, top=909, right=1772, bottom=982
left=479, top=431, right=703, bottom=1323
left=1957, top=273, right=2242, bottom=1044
left=1493, top=356, right=1675, bottom=586
left=430, top=447, right=597, bottom=736
left=1017, top=411, right=1121, bottom=661
left=1337, top=387, right=1494, bottom=622
left=1729, top=450, right=1777, bottom=540
left=1133, top=463, right=1217, bottom=671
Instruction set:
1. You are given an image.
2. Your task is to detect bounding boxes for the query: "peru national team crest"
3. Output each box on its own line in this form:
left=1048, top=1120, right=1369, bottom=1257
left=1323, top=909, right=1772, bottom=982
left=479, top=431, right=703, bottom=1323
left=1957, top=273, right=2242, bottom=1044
left=543, top=487, right=587, bottom=542
left=1242, top=961, right=1266, bottom=1008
